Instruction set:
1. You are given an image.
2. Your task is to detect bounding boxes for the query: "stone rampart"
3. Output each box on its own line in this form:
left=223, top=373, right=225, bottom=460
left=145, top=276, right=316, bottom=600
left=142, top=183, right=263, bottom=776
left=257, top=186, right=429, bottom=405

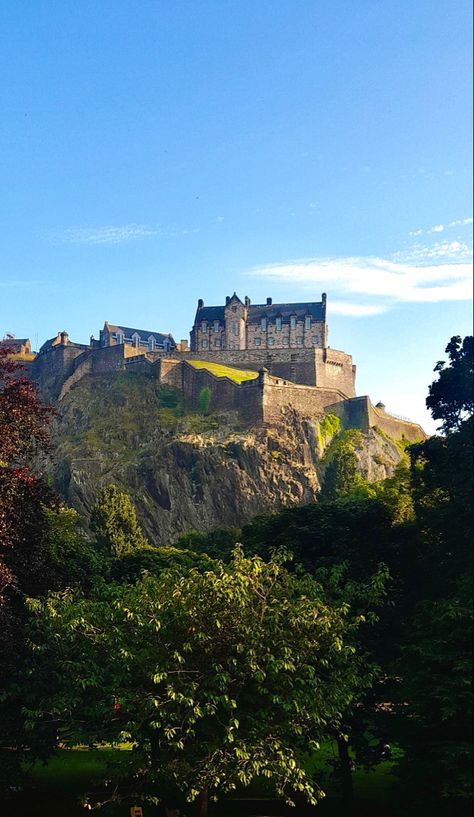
left=325, top=396, right=426, bottom=442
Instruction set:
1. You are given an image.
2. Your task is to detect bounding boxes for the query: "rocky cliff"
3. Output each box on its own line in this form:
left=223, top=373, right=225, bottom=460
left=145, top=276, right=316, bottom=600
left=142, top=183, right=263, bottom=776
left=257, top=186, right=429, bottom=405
left=48, top=370, right=406, bottom=545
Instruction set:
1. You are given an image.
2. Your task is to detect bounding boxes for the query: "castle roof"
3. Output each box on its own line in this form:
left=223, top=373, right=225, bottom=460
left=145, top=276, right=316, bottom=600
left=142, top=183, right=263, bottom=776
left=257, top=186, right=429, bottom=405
left=0, top=338, right=29, bottom=347
left=194, top=298, right=326, bottom=325
left=247, top=301, right=325, bottom=323
left=104, top=323, right=176, bottom=347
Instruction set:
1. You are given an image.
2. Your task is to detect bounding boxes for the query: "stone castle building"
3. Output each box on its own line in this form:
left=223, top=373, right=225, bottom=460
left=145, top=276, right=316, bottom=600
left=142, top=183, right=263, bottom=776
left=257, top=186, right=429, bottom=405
left=95, top=321, right=176, bottom=352
left=191, top=292, right=328, bottom=352
left=15, top=290, right=426, bottom=443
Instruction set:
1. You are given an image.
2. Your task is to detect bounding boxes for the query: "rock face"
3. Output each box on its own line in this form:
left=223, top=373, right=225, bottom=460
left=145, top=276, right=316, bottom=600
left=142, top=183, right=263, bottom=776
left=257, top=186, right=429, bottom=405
left=49, top=371, right=404, bottom=545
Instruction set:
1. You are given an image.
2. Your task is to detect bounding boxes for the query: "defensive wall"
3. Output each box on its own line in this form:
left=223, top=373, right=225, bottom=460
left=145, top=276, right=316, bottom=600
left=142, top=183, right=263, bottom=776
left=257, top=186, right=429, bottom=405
left=29, top=341, right=425, bottom=441
left=326, top=396, right=426, bottom=442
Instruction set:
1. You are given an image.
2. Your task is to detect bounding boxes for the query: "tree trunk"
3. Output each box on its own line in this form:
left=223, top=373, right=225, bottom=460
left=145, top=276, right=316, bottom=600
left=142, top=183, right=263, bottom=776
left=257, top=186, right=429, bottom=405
left=194, top=787, right=209, bottom=817
left=336, top=734, right=354, bottom=809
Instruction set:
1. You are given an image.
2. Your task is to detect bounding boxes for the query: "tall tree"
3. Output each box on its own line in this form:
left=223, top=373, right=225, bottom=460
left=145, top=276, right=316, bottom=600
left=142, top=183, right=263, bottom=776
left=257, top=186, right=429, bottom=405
left=393, top=336, right=473, bottom=806
left=90, top=484, right=149, bottom=557
left=26, top=549, right=371, bottom=814
left=0, top=350, right=55, bottom=784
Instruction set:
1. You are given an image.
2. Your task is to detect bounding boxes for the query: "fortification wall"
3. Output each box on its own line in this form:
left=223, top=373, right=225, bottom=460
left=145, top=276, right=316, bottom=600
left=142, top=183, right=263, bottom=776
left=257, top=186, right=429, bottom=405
left=314, top=348, right=356, bottom=397
left=146, top=348, right=319, bottom=386
left=160, top=360, right=263, bottom=424
left=260, top=371, right=348, bottom=424
left=57, top=344, right=144, bottom=399
left=30, top=344, right=88, bottom=400
left=326, top=396, right=426, bottom=442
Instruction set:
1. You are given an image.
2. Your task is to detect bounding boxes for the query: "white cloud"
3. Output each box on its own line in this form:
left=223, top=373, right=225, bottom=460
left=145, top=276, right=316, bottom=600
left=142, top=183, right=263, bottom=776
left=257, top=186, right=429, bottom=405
left=448, top=217, right=473, bottom=228
left=329, top=301, right=387, bottom=317
left=409, top=216, right=472, bottom=237
left=49, top=224, right=159, bottom=245
left=245, top=250, right=473, bottom=313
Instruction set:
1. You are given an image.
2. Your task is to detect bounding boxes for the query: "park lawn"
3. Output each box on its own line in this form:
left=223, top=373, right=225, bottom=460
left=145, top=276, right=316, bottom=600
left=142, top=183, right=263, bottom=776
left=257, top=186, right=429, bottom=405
left=15, top=743, right=403, bottom=817
left=188, top=360, right=258, bottom=383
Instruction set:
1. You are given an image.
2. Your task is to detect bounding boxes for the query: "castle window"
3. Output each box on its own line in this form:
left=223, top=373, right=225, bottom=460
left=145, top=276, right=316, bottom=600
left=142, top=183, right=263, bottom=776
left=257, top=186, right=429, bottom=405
left=232, top=322, right=238, bottom=336
left=290, top=316, right=296, bottom=330
left=255, top=338, right=261, bottom=347
left=214, top=339, right=221, bottom=348
left=201, top=321, right=208, bottom=333
left=261, top=318, right=267, bottom=331
left=132, top=333, right=140, bottom=348
left=312, top=335, right=318, bottom=345
left=296, top=336, right=303, bottom=346
left=202, top=339, right=208, bottom=349
left=213, top=320, right=220, bottom=333
left=305, top=316, right=311, bottom=330
left=148, top=337, right=156, bottom=352
left=283, top=337, right=289, bottom=346
left=268, top=337, right=275, bottom=347
left=276, top=317, right=282, bottom=331
left=117, top=332, right=124, bottom=345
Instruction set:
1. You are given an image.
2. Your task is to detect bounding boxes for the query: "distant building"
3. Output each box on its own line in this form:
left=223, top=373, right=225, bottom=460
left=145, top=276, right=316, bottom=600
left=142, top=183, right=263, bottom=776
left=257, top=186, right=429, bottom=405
left=97, top=322, right=176, bottom=353
left=0, top=335, right=32, bottom=355
left=190, top=292, right=328, bottom=352
left=39, top=331, right=86, bottom=353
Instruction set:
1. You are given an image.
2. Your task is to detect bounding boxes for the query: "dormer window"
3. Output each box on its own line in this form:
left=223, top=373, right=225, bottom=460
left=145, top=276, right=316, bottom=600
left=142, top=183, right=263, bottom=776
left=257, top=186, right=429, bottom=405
left=116, top=332, right=125, bottom=345
left=290, top=315, right=296, bottom=330
left=148, top=336, right=156, bottom=352
left=276, top=316, right=282, bottom=331
left=201, top=321, right=208, bottom=333
left=132, top=332, right=140, bottom=348
left=261, top=317, right=267, bottom=331
left=213, top=320, right=220, bottom=333
left=305, top=316, right=312, bottom=330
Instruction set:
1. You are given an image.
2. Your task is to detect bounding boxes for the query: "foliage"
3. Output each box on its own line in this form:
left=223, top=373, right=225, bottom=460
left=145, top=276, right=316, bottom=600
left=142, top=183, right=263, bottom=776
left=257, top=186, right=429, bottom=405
left=25, top=549, right=370, bottom=811
left=90, top=484, right=149, bottom=557
left=319, top=428, right=367, bottom=501
left=426, top=335, right=473, bottom=433
left=391, top=337, right=473, bottom=802
left=0, top=349, right=56, bottom=785
left=175, top=527, right=240, bottom=562
left=197, top=385, right=212, bottom=415
left=111, top=544, right=215, bottom=583
left=44, top=506, right=107, bottom=590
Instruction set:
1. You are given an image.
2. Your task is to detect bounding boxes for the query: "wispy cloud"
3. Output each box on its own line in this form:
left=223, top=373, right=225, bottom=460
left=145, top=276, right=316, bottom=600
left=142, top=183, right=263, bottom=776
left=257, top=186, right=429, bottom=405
left=245, top=243, right=473, bottom=316
left=409, top=215, right=472, bottom=237
left=47, top=223, right=159, bottom=245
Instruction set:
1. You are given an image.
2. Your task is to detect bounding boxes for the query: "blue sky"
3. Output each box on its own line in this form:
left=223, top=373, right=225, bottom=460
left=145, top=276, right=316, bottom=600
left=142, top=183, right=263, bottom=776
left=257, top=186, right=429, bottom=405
left=1, top=0, right=472, bottom=432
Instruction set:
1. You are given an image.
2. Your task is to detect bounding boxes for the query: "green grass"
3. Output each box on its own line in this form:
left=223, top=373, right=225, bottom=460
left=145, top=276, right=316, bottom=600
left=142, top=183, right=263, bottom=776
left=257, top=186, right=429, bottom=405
left=188, top=360, right=259, bottom=383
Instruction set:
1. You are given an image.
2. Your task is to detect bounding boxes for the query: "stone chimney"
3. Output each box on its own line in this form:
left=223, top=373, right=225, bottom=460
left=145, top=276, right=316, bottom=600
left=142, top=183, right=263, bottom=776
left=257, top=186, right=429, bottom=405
left=266, top=297, right=272, bottom=305
left=60, top=330, right=69, bottom=346
left=225, top=296, right=231, bottom=305
left=244, top=295, right=251, bottom=307
left=198, top=298, right=204, bottom=309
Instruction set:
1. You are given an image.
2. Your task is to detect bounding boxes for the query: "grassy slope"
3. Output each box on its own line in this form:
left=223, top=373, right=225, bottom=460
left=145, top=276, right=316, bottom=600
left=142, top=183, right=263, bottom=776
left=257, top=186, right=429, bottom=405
left=188, top=360, right=258, bottom=383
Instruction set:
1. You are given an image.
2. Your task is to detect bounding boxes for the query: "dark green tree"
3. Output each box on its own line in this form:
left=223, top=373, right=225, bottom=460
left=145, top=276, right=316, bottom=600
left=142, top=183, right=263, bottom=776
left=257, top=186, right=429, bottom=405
left=26, top=549, right=371, bottom=815
left=426, top=335, right=473, bottom=433
left=393, top=336, right=473, bottom=806
left=90, top=484, right=149, bottom=557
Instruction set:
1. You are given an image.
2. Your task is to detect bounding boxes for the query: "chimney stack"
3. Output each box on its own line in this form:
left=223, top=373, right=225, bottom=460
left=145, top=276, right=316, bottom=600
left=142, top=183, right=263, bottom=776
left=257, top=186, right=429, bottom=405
left=266, top=297, right=272, bottom=306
